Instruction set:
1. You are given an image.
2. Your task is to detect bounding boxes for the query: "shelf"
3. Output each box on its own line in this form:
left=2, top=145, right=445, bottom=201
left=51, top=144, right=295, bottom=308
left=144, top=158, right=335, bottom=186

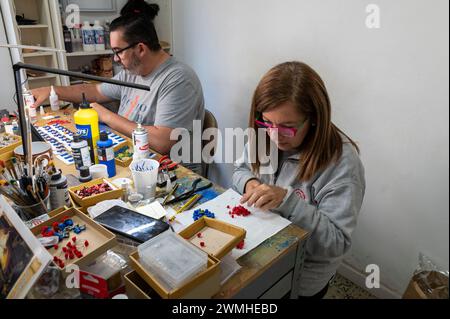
left=28, top=74, right=57, bottom=81
left=66, top=50, right=113, bottom=57
left=23, top=51, right=54, bottom=58
left=18, top=24, right=49, bottom=29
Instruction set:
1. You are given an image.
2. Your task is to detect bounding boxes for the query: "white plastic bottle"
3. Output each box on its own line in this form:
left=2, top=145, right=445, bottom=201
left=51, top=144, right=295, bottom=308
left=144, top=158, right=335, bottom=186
left=81, top=21, right=95, bottom=52
left=93, top=20, right=105, bottom=51
left=71, top=24, right=83, bottom=52
left=22, top=86, right=37, bottom=123
left=49, top=86, right=59, bottom=111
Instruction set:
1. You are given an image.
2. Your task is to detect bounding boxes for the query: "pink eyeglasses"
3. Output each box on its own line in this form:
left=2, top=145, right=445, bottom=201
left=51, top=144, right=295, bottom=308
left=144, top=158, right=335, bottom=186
left=255, top=119, right=307, bottom=138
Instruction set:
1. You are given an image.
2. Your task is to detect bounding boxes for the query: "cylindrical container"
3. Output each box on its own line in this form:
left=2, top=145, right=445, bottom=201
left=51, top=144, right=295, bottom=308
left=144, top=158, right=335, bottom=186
left=12, top=194, right=50, bottom=221
left=63, top=26, right=73, bottom=53
left=130, top=159, right=159, bottom=200
left=93, top=20, right=105, bottom=51
left=79, top=166, right=92, bottom=183
left=49, top=169, right=71, bottom=210
left=71, top=133, right=92, bottom=170
left=23, top=87, right=37, bottom=123
left=132, top=123, right=150, bottom=161
left=49, top=86, right=59, bottom=112
left=97, top=131, right=116, bottom=178
left=71, top=25, right=83, bottom=52
left=81, top=21, right=95, bottom=52
left=89, top=164, right=108, bottom=179
left=104, top=20, right=111, bottom=50
left=74, top=93, right=99, bottom=164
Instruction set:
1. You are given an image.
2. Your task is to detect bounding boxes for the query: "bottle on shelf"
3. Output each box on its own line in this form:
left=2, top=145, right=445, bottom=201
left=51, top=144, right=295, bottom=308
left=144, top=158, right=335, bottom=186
left=81, top=21, right=95, bottom=52
left=104, top=20, right=111, bottom=50
left=63, top=25, right=73, bottom=53
left=71, top=24, right=83, bottom=52
left=93, top=20, right=105, bottom=51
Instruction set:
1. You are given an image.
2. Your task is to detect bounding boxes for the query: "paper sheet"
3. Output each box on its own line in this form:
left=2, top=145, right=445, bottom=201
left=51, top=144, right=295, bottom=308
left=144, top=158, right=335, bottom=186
left=169, top=189, right=292, bottom=259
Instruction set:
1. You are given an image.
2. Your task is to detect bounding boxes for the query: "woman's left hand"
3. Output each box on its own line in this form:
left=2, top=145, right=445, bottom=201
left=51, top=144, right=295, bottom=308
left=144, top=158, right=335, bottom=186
left=240, top=184, right=288, bottom=211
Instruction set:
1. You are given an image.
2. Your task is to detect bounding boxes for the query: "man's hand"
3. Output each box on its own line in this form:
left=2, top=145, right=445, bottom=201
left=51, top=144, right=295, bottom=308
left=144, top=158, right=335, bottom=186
left=30, top=86, right=51, bottom=108
left=240, top=183, right=288, bottom=211
left=90, top=103, right=111, bottom=123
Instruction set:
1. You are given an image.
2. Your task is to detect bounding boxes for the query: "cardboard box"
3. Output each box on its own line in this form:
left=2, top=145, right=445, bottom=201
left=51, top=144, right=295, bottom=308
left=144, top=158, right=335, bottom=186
left=69, top=178, right=123, bottom=208
left=124, top=270, right=162, bottom=299
left=98, top=57, right=113, bottom=70
left=0, top=133, right=21, bottom=156
left=30, top=207, right=117, bottom=272
left=129, top=250, right=221, bottom=299
left=178, top=217, right=246, bottom=259
left=403, top=271, right=449, bottom=299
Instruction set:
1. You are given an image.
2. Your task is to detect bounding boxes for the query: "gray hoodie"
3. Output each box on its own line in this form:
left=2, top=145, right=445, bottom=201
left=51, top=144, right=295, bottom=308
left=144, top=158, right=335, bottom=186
left=232, top=141, right=366, bottom=296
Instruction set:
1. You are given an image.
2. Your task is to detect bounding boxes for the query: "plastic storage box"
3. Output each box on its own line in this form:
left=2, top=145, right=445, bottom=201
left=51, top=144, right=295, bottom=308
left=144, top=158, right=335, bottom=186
left=137, top=230, right=208, bottom=291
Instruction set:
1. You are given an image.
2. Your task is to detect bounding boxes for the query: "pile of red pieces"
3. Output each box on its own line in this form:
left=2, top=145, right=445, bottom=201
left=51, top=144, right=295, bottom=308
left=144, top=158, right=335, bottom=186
left=227, top=205, right=251, bottom=218
left=236, top=239, right=245, bottom=250
left=53, top=236, right=89, bottom=268
left=75, top=182, right=112, bottom=198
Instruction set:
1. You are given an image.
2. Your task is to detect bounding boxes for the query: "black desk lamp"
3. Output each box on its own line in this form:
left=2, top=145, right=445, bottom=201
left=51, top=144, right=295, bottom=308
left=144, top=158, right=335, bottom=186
left=13, top=62, right=150, bottom=162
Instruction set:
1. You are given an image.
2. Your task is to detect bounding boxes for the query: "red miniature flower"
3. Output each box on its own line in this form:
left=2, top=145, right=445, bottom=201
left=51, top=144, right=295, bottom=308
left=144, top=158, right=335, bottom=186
left=200, top=242, right=205, bottom=247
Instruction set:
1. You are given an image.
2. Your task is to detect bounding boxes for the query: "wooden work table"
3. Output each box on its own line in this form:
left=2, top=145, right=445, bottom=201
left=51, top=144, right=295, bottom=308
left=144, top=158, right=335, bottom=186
left=35, top=106, right=309, bottom=299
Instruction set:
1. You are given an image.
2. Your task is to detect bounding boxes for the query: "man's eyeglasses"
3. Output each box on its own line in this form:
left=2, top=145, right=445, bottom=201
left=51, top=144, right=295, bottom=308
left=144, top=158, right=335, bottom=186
left=112, top=43, right=139, bottom=59
left=255, top=119, right=307, bottom=138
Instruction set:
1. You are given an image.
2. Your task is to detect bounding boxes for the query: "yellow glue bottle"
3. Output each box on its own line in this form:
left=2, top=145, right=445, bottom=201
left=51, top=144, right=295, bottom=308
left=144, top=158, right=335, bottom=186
left=74, top=93, right=99, bottom=164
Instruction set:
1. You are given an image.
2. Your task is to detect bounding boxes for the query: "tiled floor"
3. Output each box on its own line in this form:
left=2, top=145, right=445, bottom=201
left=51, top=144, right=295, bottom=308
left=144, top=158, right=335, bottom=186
left=324, top=273, right=377, bottom=299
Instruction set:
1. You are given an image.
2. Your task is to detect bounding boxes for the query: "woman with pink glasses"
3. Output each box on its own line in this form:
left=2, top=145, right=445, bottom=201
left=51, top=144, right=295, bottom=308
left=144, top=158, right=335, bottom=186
left=232, top=61, right=366, bottom=298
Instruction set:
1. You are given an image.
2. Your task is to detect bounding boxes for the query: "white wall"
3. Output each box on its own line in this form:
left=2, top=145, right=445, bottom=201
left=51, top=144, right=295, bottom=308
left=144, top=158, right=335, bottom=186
left=0, top=10, right=17, bottom=112
left=172, top=0, right=449, bottom=297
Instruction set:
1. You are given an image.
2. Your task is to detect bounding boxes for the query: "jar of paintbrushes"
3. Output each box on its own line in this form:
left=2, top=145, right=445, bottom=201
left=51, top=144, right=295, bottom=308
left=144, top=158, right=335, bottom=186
left=0, top=155, right=53, bottom=221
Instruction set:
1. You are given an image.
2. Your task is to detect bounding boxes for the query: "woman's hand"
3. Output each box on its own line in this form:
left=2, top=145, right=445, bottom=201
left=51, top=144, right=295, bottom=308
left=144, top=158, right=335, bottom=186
left=240, top=183, right=288, bottom=211
left=244, top=179, right=261, bottom=193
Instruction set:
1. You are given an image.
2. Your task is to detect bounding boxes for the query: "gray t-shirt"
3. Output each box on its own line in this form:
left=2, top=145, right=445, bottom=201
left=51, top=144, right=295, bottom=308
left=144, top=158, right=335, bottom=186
left=100, top=57, right=205, bottom=174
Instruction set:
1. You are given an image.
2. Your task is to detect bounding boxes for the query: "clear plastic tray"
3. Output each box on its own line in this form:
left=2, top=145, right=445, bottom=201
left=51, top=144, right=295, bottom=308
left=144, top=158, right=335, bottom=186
left=137, top=230, right=208, bottom=291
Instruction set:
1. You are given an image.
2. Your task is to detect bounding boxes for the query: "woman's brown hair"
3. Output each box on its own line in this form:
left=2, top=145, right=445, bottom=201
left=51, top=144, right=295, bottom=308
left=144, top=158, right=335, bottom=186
left=249, top=61, right=359, bottom=181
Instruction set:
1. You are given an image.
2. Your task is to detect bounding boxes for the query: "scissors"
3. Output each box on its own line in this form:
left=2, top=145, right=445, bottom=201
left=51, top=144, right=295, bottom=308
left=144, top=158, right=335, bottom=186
left=158, top=155, right=178, bottom=171
left=164, top=178, right=212, bottom=205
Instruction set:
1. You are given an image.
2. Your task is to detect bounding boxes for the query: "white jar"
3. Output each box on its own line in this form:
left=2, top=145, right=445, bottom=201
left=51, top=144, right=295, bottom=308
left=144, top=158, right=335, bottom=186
left=81, top=21, right=95, bottom=52
left=93, top=20, right=105, bottom=51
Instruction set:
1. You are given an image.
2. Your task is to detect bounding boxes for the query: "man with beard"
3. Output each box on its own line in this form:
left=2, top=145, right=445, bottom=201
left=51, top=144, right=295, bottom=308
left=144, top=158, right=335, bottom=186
left=31, top=1, right=205, bottom=173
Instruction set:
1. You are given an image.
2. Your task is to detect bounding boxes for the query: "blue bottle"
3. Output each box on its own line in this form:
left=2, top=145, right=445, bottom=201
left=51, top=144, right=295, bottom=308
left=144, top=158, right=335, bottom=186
left=97, top=131, right=116, bottom=177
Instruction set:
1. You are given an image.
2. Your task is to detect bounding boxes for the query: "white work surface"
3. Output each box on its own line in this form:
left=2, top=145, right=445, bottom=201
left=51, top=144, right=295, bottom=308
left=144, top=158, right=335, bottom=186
left=169, top=189, right=292, bottom=259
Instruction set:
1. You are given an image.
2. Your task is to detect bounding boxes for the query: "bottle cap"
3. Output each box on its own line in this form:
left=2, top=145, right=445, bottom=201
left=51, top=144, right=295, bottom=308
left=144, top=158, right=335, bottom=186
left=51, top=169, right=62, bottom=181
left=72, top=134, right=82, bottom=143
left=79, top=166, right=91, bottom=178
left=99, top=131, right=109, bottom=141
left=79, top=93, right=91, bottom=109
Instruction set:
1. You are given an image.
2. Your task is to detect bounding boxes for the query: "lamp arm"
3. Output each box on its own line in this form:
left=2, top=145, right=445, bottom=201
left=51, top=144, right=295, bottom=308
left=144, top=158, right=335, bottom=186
left=13, top=62, right=150, bottom=162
